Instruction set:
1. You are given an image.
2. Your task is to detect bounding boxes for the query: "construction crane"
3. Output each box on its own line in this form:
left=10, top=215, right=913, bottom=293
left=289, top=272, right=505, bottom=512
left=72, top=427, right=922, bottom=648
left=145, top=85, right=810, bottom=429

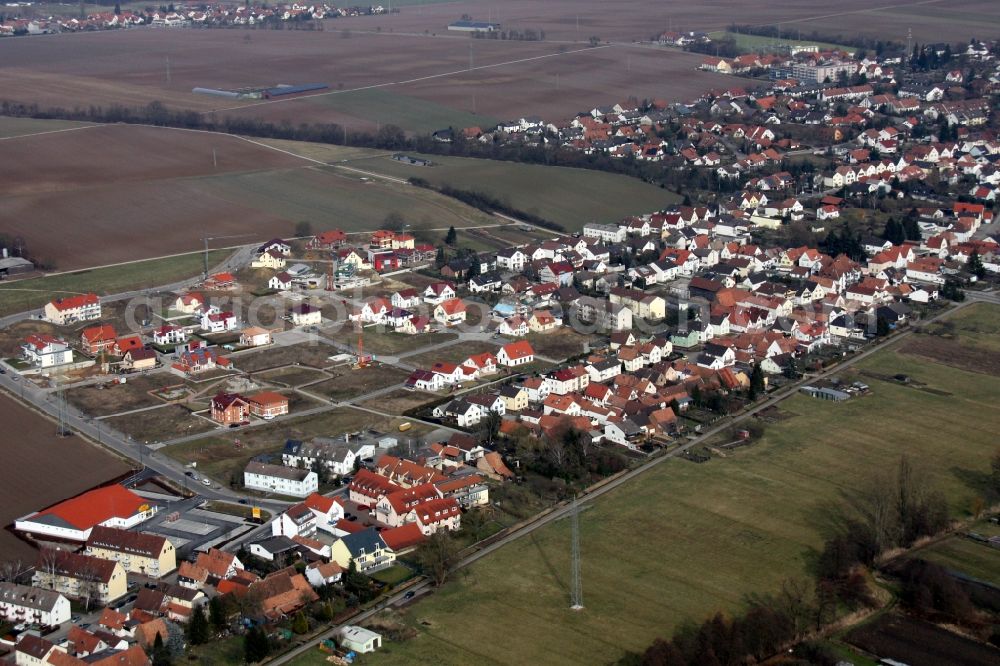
left=353, top=326, right=372, bottom=369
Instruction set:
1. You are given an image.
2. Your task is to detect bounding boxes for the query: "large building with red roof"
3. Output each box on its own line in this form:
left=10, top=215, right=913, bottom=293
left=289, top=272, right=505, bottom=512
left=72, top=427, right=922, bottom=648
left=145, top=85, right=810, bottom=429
left=43, top=293, right=101, bottom=325
left=15, top=485, right=157, bottom=542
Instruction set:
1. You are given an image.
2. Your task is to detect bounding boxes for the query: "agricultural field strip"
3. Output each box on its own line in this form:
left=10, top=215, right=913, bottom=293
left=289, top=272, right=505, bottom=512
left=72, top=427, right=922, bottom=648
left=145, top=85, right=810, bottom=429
left=735, top=0, right=949, bottom=29
left=0, top=123, right=96, bottom=142
left=206, top=43, right=616, bottom=114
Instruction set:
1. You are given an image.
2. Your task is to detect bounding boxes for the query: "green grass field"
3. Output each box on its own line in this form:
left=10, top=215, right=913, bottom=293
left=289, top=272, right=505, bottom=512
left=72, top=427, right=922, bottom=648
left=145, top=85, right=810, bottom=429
left=0, top=116, right=94, bottom=139
left=0, top=250, right=231, bottom=318
left=346, top=154, right=679, bottom=230
left=255, top=139, right=679, bottom=231
left=305, top=88, right=497, bottom=135
left=189, top=164, right=494, bottom=234
left=919, top=536, right=1000, bottom=586
left=343, top=306, right=1000, bottom=666
left=708, top=31, right=854, bottom=55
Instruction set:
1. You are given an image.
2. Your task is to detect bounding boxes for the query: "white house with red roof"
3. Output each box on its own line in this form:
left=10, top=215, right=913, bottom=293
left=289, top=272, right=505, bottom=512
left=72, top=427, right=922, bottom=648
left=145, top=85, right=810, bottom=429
left=44, top=293, right=101, bottom=325
left=200, top=306, right=238, bottom=333
left=434, top=298, right=467, bottom=326
left=15, top=485, right=157, bottom=542
left=272, top=498, right=334, bottom=539
left=152, top=325, right=186, bottom=346
left=497, top=340, right=535, bottom=366
left=423, top=282, right=456, bottom=304
left=21, top=334, right=74, bottom=368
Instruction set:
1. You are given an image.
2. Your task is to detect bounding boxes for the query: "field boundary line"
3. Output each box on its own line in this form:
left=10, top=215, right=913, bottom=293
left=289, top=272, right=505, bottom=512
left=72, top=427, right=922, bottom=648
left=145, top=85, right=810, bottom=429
left=0, top=123, right=99, bottom=142
left=205, top=43, right=616, bottom=114
left=34, top=246, right=243, bottom=278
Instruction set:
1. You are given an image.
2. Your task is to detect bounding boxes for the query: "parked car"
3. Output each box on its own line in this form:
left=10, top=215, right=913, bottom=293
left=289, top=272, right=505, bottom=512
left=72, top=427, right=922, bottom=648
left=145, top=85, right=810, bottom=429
left=238, top=499, right=248, bottom=505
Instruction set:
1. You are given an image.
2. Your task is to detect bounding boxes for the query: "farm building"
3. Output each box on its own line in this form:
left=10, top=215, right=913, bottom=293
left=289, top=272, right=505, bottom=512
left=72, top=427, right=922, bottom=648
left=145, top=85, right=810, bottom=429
left=448, top=20, right=499, bottom=32
left=0, top=255, right=33, bottom=279
left=800, top=386, right=850, bottom=401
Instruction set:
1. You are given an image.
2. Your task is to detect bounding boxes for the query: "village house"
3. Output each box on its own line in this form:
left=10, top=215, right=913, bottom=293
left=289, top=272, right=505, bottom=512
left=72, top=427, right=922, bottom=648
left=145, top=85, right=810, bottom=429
left=173, top=292, right=204, bottom=314
left=44, top=293, right=101, bottom=325
left=240, top=326, right=272, bottom=347
left=200, top=307, right=238, bottom=333
left=85, top=526, right=176, bottom=578
left=21, top=334, right=74, bottom=369
left=248, top=391, right=290, bottom=419
left=329, top=527, right=396, bottom=573
left=423, top=282, right=456, bottom=304
left=244, top=461, right=318, bottom=498
left=121, top=348, right=157, bottom=372
left=152, top=324, right=186, bottom=347
left=0, top=583, right=71, bottom=627
left=290, top=303, right=322, bottom=327
left=497, top=340, right=535, bottom=367
left=211, top=392, right=250, bottom=425
left=81, top=324, right=117, bottom=354
left=31, top=551, right=127, bottom=605
left=434, top=298, right=467, bottom=326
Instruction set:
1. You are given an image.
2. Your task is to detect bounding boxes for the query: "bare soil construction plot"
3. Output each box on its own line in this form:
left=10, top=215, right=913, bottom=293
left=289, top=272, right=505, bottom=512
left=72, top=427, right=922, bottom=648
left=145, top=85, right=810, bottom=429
left=63, top=374, right=190, bottom=417
left=309, top=364, right=412, bottom=402
left=103, top=403, right=216, bottom=444
left=0, top=393, right=132, bottom=563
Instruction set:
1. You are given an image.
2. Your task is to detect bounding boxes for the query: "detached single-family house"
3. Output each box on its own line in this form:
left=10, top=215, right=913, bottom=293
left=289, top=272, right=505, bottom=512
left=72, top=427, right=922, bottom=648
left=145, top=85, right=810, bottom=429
left=497, top=340, right=535, bottom=366
left=290, top=303, right=322, bottom=327
left=21, top=334, right=73, bottom=369
left=434, top=299, right=467, bottom=326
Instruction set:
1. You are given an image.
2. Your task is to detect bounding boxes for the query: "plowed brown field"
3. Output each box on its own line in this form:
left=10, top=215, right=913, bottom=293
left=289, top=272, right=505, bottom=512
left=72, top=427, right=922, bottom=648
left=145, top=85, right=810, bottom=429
left=0, top=393, right=132, bottom=563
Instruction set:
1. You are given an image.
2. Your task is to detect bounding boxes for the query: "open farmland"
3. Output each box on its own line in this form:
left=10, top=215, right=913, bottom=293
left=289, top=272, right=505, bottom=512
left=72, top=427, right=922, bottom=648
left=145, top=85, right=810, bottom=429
left=0, top=249, right=230, bottom=318
left=261, top=138, right=680, bottom=229
left=358, top=306, right=1000, bottom=666
left=0, top=0, right=989, bottom=138
left=336, top=0, right=996, bottom=43
left=341, top=152, right=680, bottom=230
left=0, top=393, right=132, bottom=563
left=0, top=123, right=492, bottom=271
left=0, top=116, right=93, bottom=138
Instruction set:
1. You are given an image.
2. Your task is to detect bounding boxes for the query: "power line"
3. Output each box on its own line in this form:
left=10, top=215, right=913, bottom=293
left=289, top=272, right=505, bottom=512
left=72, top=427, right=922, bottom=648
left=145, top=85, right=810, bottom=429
left=570, top=495, right=583, bottom=611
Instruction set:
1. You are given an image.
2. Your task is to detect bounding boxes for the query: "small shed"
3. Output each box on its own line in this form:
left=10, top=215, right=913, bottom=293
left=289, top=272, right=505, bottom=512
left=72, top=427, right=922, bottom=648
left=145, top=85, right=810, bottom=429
left=338, top=625, right=382, bottom=653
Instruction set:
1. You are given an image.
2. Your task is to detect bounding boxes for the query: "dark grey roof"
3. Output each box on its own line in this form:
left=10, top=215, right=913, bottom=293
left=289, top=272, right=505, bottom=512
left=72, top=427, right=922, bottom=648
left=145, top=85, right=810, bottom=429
left=341, top=527, right=387, bottom=557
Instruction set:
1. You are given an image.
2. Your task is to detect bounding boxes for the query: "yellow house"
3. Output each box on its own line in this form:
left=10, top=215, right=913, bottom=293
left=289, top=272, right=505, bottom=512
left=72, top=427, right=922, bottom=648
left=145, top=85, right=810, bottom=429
left=329, top=528, right=396, bottom=574
left=32, top=551, right=127, bottom=605
left=528, top=310, right=560, bottom=333
left=86, top=526, right=177, bottom=578
left=251, top=250, right=287, bottom=270
left=121, top=348, right=157, bottom=372
left=498, top=385, right=528, bottom=412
